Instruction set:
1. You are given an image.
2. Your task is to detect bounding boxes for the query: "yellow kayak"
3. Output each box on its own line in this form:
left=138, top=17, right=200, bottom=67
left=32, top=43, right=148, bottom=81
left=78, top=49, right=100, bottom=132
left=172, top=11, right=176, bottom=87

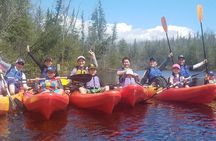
left=0, top=91, right=23, bottom=115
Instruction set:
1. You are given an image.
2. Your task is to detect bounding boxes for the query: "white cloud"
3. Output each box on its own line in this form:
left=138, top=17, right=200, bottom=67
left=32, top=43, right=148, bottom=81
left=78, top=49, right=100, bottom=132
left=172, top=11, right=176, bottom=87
left=73, top=19, right=194, bottom=43
left=111, top=23, right=194, bottom=43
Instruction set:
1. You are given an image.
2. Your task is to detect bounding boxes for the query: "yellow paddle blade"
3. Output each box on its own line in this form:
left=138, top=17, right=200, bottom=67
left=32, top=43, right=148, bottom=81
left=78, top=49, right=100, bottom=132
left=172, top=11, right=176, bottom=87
left=161, top=16, right=168, bottom=32
left=60, top=78, right=70, bottom=86
left=197, top=4, right=203, bottom=22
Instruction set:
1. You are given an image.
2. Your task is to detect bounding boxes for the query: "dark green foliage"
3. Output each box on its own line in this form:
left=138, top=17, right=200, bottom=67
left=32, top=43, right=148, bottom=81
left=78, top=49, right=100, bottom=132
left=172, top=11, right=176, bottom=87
left=1, top=0, right=216, bottom=80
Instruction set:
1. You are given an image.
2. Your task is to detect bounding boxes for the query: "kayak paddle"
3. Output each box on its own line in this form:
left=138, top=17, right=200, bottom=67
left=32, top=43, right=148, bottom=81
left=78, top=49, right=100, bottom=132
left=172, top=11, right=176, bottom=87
left=161, top=16, right=174, bottom=64
left=197, top=5, right=208, bottom=73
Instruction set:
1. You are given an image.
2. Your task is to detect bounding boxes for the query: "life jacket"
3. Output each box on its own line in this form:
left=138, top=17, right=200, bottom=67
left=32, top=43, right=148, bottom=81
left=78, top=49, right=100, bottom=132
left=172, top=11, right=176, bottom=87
left=76, top=66, right=88, bottom=74
left=148, top=67, right=162, bottom=81
left=169, top=73, right=185, bottom=87
left=40, top=78, right=61, bottom=91
left=5, top=65, right=23, bottom=81
left=86, top=75, right=101, bottom=89
left=122, top=77, right=136, bottom=87
left=180, top=65, right=190, bottom=77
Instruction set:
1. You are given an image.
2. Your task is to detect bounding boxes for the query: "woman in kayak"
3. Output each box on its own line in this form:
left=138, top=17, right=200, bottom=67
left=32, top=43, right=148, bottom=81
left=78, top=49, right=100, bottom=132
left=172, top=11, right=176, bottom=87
left=70, top=50, right=98, bottom=75
left=0, top=57, right=30, bottom=95
left=35, top=66, right=64, bottom=94
left=27, top=46, right=58, bottom=78
left=168, top=64, right=189, bottom=88
left=140, top=53, right=172, bottom=87
left=79, top=63, right=109, bottom=94
left=117, top=57, right=139, bottom=87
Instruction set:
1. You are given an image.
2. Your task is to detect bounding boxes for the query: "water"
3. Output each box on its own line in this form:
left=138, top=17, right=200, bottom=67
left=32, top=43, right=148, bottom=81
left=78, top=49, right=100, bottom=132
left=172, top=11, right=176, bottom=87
left=1, top=102, right=216, bottom=140
left=1, top=70, right=216, bottom=140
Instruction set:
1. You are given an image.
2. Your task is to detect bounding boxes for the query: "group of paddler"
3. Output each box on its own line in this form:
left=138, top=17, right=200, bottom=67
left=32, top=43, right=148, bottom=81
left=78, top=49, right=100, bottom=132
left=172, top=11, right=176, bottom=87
left=0, top=44, right=209, bottom=98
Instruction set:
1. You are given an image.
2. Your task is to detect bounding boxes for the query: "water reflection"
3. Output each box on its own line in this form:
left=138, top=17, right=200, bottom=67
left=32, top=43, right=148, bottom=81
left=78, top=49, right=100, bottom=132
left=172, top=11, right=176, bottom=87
left=0, top=115, right=9, bottom=140
left=24, top=110, right=68, bottom=141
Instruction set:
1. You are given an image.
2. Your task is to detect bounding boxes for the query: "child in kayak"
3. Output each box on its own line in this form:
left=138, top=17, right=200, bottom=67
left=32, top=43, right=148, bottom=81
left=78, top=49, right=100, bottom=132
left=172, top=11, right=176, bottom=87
left=79, top=63, right=109, bottom=94
left=27, top=45, right=58, bottom=78
left=35, top=66, right=64, bottom=94
left=204, top=71, right=215, bottom=84
left=117, top=57, right=139, bottom=87
left=168, top=64, right=189, bottom=88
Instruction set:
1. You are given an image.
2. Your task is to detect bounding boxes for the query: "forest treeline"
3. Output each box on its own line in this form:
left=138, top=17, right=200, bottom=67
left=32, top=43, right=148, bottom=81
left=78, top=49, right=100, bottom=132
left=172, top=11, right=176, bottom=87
left=0, top=0, right=216, bottom=78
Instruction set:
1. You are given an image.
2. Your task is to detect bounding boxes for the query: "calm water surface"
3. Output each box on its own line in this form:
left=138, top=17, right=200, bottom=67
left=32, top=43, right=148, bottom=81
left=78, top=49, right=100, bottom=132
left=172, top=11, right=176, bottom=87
left=0, top=70, right=216, bottom=141
left=0, top=101, right=216, bottom=141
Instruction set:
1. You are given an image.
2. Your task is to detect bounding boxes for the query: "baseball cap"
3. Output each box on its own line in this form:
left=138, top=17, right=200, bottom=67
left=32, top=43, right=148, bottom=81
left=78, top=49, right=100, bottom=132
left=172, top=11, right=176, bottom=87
left=172, top=64, right=180, bottom=69
left=178, top=55, right=185, bottom=59
left=149, top=57, right=156, bottom=61
left=16, top=58, right=25, bottom=64
left=88, top=63, right=96, bottom=69
left=208, top=71, right=214, bottom=76
left=47, top=66, right=56, bottom=72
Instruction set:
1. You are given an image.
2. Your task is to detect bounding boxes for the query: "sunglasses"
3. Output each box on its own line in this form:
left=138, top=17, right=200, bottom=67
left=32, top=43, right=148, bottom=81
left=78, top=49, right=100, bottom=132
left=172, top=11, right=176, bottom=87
left=17, top=62, right=24, bottom=65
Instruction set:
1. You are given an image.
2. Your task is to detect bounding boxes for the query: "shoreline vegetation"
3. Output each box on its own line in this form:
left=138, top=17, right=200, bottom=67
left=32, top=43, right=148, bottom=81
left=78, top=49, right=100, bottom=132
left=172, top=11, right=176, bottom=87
left=0, top=0, right=215, bottom=83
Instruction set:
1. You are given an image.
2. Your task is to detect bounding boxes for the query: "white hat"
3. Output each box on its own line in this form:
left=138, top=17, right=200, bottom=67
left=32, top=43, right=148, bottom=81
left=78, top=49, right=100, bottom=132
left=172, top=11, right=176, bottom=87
left=126, top=69, right=134, bottom=75
left=77, top=56, right=86, bottom=61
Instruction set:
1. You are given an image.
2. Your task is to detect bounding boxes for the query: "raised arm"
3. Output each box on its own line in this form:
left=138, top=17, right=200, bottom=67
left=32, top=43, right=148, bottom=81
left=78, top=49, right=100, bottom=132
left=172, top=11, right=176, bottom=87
left=191, top=59, right=207, bottom=70
left=89, top=50, right=98, bottom=68
left=0, top=57, right=11, bottom=72
left=159, top=52, right=173, bottom=70
left=27, top=45, right=43, bottom=68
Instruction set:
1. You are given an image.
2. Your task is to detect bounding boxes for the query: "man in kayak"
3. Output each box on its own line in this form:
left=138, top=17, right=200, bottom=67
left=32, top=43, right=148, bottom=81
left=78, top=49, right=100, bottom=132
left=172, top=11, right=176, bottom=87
left=27, top=46, right=58, bottom=78
left=0, top=57, right=29, bottom=95
left=140, top=53, right=172, bottom=87
left=168, top=64, right=189, bottom=88
left=36, top=66, right=64, bottom=94
left=177, top=55, right=207, bottom=86
left=79, top=63, right=109, bottom=94
left=116, top=57, right=139, bottom=87
left=177, top=55, right=207, bottom=78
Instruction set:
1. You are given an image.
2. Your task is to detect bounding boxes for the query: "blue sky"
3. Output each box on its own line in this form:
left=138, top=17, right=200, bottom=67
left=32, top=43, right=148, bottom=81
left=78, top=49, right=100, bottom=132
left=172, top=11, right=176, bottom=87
left=35, top=0, right=215, bottom=32
left=31, top=0, right=215, bottom=42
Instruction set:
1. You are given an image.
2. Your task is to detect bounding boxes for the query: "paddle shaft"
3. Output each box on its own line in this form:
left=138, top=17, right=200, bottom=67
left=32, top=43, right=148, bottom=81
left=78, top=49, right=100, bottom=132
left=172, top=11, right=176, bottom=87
left=199, top=21, right=208, bottom=73
left=165, top=32, right=174, bottom=64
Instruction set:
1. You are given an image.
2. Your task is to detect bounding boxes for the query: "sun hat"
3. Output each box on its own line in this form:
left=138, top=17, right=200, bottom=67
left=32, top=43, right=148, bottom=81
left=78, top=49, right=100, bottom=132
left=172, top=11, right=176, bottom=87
left=77, top=56, right=86, bottom=61
left=178, top=55, right=185, bottom=60
left=88, top=63, right=96, bottom=69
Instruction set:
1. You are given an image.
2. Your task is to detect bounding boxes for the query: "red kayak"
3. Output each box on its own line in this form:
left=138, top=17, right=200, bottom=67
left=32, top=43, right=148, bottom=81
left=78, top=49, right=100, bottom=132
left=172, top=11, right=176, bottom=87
left=120, top=84, right=157, bottom=106
left=156, top=84, right=216, bottom=104
left=70, top=90, right=121, bottom=114
left=23, top=90, right=69, bottom=120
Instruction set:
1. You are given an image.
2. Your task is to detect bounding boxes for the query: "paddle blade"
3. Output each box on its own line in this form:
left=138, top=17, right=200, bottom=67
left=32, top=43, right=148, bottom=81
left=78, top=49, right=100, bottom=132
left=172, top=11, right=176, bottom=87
left=161, top=16, right=168, bottom=32
left=197, top=4, right=203, bottom=22
left=69, top=74, right=92, bottom=83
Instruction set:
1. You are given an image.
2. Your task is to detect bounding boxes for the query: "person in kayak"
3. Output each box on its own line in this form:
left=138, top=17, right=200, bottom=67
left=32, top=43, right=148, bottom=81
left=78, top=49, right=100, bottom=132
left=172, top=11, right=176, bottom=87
left=204, top=71, right=215, bottom=84
left=140, top=53, right=172, bottom=87
left=79, top=63, right=109, bottom=94
left=36, top=66, right=64, bottom=94
left=0, top=57, right=30, bottom=95
left=168, top=64, right=189, bottom=88
left=177, top=54, right=207, bottom=78
left=27, top=46, right=58, bottom=78
left=117, top=57, right=139, bottom=87
left=70, top=50, right=98, bottom=76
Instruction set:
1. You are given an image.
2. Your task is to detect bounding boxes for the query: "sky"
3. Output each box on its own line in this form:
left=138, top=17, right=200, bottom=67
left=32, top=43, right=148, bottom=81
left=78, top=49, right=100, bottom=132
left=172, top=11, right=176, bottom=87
left=31, top=0, right=216, bottom=42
